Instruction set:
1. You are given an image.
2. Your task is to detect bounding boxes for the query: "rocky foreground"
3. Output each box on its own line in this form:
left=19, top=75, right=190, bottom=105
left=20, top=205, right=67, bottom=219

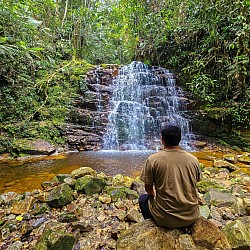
left=0, top=157, right=250, bottom=249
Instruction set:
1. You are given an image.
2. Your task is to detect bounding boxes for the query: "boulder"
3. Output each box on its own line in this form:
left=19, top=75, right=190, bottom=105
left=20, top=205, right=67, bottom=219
left=105, top=186, right=139, bottom=202
left=197, top=179, right=224, bottom=193
left=75, top=175, right=106, bottom=195
left=10, top=196, right=35, bottom=215
left=35, top=222, right=76, bottom=250
left=53, top=174, right=71, bottom=183
left=213, top=159, right=238, bottom=172
left=71, top=167, right=96, bottom=178
left=45, top=184, right=74, bottom=208
left=191, top=217, right=231, bottom=249
left=13, top=139, right=56, bottom=155
left=222, top=220, right=250, bottom=249
left=203, top=190, right=237, bottom=207
left=116, top=219, right=182, bottom=250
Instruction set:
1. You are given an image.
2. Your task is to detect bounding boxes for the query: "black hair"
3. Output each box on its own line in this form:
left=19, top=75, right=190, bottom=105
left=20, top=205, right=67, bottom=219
left=161, top=123, right=181, bottom=146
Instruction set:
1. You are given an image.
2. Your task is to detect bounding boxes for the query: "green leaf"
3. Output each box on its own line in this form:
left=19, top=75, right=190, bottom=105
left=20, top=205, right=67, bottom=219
left=28, top=47, right=44, bottom=51
left=0, top=37, right=7, bottom=44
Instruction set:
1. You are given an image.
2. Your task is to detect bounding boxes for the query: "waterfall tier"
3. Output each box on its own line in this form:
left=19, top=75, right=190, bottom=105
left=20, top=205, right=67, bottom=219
left=103, top=61, right=195, bottom=150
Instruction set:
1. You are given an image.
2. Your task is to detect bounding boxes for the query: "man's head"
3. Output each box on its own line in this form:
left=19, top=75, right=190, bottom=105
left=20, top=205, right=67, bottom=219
left=161, top=123, right=181, bottom=147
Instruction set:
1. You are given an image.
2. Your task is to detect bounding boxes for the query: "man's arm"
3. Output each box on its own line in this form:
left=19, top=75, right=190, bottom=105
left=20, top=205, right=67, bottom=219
left=145, top=184, right=155, bottom=196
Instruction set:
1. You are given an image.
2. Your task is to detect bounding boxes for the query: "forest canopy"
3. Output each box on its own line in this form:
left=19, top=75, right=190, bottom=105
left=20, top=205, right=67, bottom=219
left=0, top=0, right=249, bottom=151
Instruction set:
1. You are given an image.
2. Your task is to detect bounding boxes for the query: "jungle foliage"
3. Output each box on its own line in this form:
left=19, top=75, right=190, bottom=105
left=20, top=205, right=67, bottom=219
left=0, top=0, right=249, bottom=151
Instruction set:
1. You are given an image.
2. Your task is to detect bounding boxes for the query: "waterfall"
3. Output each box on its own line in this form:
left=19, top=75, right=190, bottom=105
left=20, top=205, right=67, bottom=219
left=103, top=61, right=195, bottom=150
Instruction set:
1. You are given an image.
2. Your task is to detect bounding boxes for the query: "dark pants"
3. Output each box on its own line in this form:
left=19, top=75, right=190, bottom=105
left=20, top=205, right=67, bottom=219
left=139, top=194, right=153, bottom=219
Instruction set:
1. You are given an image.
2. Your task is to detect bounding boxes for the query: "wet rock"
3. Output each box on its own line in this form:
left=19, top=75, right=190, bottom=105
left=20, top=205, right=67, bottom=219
left=10, top=196, right=35, bottom=215
left=71, top=167, right=96, bottom=178
left=222, top=220, right=250, bottom=249
left=191, top=217, right=231, bottom=249
left=45, top=183, right=74, bottom=208
left=75, top=175, right=106, bottom=195
left=203, top=190, right=237, bottom=207
left=13, top=139, right=56, bottom=155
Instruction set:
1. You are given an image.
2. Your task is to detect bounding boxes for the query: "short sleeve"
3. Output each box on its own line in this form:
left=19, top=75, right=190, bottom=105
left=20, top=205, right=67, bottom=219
left=140, top=158, right=154, bottom=185
left=197, top=165, right=203, bottom=182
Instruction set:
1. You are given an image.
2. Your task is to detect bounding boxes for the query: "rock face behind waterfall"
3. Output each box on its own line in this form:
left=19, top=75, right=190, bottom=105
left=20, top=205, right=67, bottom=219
left=63, top=64, right=118, bottom=151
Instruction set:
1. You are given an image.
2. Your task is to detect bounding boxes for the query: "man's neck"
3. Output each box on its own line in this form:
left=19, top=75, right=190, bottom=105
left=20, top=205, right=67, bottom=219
left=163, top=145, right=180, bottom=150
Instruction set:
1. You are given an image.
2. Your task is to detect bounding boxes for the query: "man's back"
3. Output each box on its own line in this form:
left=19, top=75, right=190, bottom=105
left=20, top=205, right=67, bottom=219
left=140, top=148, right=202, bottom=228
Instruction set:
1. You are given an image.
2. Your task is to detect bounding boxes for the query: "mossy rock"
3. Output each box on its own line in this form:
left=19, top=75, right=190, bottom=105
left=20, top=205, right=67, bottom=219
left=12, top=139, right=55, bottom=155
left=104, top=186, right=139, bottom=202
left=36, top=226, right=76, bottom=250
left=45, top=184, right=74, bottom=208
left=197, top=179, right=224, bottom=193
left=75, top=175, right=106, bottom=195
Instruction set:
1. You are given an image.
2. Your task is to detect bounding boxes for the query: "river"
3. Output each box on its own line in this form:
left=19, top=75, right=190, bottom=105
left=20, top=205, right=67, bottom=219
left=1, top=149, right=249, bottom=194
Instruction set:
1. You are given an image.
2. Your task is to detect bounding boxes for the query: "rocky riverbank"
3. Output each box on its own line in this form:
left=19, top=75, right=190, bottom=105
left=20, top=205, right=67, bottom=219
left=0, top=158, right=250, bottom=249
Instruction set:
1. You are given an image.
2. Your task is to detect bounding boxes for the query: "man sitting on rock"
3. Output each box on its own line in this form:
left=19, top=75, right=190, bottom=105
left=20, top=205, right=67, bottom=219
left=139, top=123, right=202, bottom=228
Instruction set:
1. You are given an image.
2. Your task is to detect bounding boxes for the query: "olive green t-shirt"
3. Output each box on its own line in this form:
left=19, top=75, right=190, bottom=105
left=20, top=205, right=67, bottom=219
left=140, top=149, right=202, bottom=228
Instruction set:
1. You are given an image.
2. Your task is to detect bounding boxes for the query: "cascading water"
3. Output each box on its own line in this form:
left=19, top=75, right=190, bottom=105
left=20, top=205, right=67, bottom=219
left=103, top=61, right=195, bottom=150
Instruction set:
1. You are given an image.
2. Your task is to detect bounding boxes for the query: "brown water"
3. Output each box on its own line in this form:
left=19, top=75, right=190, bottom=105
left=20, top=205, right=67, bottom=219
left=0, top=150, right=249, bottom=194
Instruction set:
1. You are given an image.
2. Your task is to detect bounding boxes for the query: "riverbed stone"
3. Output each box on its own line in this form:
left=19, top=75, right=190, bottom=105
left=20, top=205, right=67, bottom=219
left=36, top=222, right=76, bottom=250
left=10, top=196, right=35, bottom=215
left=75, top=175, right=106, bottom=195
left=197, top=178, right=224, bottom=193
left=53, top=174, right=71, bottom=183
left=203, top=190, right=237, bottom=207
left=222, top=220, right=250, bottom=249
left=199, top=205, right=210, bottom=219
left=6, top=240, right=23, bottom=250
left=105, top=186, right=138, bottom=202
left=99, top=194, right=112, bottom=204
left=238, top=154, right=250, bottom=164
left=45, top=184, right=74, bottom=208
left=213, top=159, right=238, bottom=172
left=63, top=177, right=77, bottom=188
left=223, top=154, right=238, bottom=163
left=125, top=206, right=143, bottom=223
left=191, top=217, right=231, bottom=249
left=0, top=192, right=22, bottom=206
left=71, top=167, right=96, bottom=178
